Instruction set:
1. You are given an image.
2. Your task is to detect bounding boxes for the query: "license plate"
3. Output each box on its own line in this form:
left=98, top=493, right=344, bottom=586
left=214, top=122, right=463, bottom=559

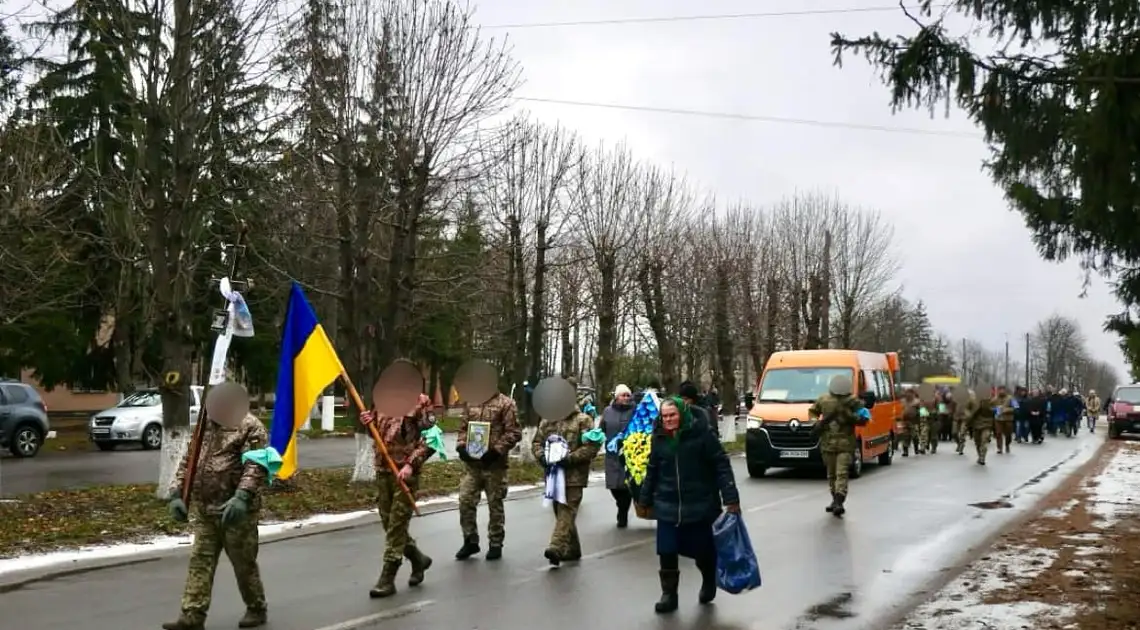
left=92, top=428, right=110, bottom=435
left=781, top=450, right=809, bottom=459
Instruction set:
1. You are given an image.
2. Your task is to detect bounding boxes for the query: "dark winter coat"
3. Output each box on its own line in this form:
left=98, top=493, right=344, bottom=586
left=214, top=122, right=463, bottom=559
left=600, top=403, right=634, bottom=490
left=639, top=416, right=739, bottom=525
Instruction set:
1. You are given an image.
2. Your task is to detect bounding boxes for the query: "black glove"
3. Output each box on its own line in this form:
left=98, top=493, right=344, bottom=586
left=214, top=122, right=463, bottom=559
left=457, top=446, right=473, bottom=462
left=481, top=449, right=500, bottom=463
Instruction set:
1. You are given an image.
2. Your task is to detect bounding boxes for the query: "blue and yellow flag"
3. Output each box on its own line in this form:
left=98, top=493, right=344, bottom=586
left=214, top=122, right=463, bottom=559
left=268, top=282, right=345, bottom=480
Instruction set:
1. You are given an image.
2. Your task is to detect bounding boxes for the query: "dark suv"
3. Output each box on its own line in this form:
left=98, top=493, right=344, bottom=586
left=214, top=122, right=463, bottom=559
left=0, top=379, right=50, bottom=457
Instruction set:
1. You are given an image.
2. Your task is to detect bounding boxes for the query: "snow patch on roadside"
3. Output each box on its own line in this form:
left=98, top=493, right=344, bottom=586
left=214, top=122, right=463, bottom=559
left=0, top=476, right=581, bottom=578
left=1087, top=444, right=1140, bottom=526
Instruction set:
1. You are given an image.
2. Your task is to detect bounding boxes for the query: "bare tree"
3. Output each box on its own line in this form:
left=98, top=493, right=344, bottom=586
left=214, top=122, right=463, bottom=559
left=574, top=142, right=643, bottom=398
left=831, top=205, right=900, bottom=347
left=1031, top=315, right=1086, bottom=389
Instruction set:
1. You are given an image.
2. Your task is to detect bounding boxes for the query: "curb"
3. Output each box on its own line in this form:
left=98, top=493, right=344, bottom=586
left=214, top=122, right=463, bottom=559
left=866, top=435, right=1111, bottom=630
left=0, top=484, right=549, bottom=594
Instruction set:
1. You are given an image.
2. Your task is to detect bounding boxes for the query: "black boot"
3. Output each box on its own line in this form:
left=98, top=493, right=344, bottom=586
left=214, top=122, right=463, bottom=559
left=161, top=618, right=204, bottom=630
left=368, top=561, right=400, bottom=599
left=697, top=560, right=717, bottom=604
left=617, top=510, right=629, bottom=528
left=825, top=493, right=836, bottom=513
left=404, top=545, right=432, bottom=586
left=832, top=493, right=847, bottom=517
left=238, top=609, right=268, bottom=628
left=455, top=536, right=480, bottom=560
left=485, top=546, right=503, bottom=561
left=654, top=570, right=680, bottom=613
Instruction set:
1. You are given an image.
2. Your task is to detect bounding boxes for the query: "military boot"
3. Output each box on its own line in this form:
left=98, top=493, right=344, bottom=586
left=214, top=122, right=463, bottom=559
left=161, top=618, right=204, bottom=630
left=238, top=608, right=267, bottom=628
left=485, top=546, right=503, bottom=561
left=404, top=545, right=433, bottom=586
left=543, top=548, right=562, bottom=567
left=454, top=536, right=480, bottom=560
left=654, top=570, right=680, bottom=614
left=369, top=561, right=401, bottom=599
left=832, top=494, right=847, bottom=517
left=825, top=493, right=837, bottom=513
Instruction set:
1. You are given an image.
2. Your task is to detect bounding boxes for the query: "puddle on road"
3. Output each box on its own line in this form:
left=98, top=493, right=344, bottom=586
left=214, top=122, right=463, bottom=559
left=969, top=500, right=1014, bottom=510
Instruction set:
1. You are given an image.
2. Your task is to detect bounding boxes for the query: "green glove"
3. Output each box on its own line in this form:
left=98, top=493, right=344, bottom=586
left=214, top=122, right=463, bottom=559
left=168, top=496, right=189, bottom=523
left=220, top=489, right=252, bottom=526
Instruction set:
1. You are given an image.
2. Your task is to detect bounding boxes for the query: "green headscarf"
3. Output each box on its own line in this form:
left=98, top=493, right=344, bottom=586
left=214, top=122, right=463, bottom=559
left=660, top=396, right=694, bottom=450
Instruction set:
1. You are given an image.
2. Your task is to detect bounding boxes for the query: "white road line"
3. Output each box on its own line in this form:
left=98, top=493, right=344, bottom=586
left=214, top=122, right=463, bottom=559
left=310, top=600, right=435, bottom=630
left=746, top=492, right=817, bottom=513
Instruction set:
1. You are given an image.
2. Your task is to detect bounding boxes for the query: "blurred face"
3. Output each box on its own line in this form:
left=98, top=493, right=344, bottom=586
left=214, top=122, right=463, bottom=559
left=616, top=391, right=632, bottom=405
left=660, top=403, right=681, bottom=431
left=998, top=386, right=1008, bottom=396
left=904, top=390, right=915, bottom=401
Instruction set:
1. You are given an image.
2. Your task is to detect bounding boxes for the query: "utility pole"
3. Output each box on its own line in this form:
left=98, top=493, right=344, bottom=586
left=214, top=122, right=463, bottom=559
left=1025, top=332, right=1031, bottom=388
left=1004, top=334, right=1010, bottom=387
left=961, top=338, right=968, bottom=384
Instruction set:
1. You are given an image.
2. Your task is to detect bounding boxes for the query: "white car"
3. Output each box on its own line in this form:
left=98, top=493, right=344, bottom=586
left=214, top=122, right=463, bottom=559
left=88, top=386, right=204, bottom=451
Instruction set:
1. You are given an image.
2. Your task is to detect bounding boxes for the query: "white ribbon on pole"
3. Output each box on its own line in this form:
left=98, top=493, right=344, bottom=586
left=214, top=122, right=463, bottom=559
left=207, top=278, right=254, bottom=385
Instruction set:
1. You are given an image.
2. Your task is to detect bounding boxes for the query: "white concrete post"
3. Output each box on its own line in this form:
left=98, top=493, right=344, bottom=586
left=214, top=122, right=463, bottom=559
left=321, top=395, right=335, bottom=432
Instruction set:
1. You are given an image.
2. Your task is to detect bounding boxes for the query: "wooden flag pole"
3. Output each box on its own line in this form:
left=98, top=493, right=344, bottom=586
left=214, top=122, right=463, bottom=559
left=340, top=371, right=420, bottom=516
left=182, top=223, right=250, bottom=505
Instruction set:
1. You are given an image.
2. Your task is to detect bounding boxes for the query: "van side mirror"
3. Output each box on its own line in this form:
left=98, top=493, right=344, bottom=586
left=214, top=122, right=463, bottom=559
left=861, top=391, right=877, bottom=408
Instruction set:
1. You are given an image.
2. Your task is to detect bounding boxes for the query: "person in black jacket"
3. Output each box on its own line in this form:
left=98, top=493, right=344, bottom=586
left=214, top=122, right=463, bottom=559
left=639, top=397, right=740, bottom=614
left=679, top=380, right=719, bottom=439
left=1025, top=389, right=1047, bottom=444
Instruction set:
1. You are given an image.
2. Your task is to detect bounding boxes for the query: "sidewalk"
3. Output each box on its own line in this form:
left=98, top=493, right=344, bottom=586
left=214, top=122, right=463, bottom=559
left=897, top=436, right=1140, bottom=630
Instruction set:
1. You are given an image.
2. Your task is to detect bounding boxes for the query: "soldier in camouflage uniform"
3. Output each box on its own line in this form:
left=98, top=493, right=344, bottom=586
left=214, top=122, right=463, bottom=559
left=924, top=395, right=941, bottom=454
left=965, top=388, right=994, bottom=465
left=948, top=390, right=968, bottom=455
left=531, top=408, right=600, bottom=566
left=361, top=393, right=436, bottom=598
left=993, top=386, right=1016, bottom=454
left=454, top=389, right=522, bottom=561
left=900, top=388, right=921, bottom=456
left=163, top=382, right=269, bottom=630
left=809, top=374, right=869, bottom=517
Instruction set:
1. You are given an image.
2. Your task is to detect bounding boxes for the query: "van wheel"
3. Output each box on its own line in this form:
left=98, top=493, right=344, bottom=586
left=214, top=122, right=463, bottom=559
left=9, top=424, right=43, bottom=458
left=849, top=442, right=864, bottom=479
left=747, top=462, right=767, bottom=478
left=878, top=434, right=894, bottom=466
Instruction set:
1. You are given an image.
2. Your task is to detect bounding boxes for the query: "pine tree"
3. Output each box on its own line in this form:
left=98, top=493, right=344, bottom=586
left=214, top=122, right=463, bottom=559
left=831, top=0, right=1140, bottom=378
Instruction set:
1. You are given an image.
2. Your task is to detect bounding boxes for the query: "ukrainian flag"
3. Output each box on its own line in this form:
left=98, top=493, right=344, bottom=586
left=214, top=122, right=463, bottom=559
left=268, top=282, right=345, bottom=480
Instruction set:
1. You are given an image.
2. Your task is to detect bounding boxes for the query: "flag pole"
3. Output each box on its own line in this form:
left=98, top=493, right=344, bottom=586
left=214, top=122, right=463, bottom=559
left=339, top=370, right=420, bottom=515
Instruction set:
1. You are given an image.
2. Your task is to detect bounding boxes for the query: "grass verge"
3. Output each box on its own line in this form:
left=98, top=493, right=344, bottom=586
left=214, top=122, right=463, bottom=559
left=0, top=436, right=744, bottom=559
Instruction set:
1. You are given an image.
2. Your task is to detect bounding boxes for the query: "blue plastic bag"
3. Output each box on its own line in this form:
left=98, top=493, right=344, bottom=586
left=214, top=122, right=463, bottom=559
left=712, top=511, right=762, bottom=594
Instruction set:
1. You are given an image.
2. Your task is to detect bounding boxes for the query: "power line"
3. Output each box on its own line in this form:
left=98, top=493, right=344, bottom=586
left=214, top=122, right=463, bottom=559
left=481, top=4, right=949, bottom=30
left=514, top=96, right=982, bottom=139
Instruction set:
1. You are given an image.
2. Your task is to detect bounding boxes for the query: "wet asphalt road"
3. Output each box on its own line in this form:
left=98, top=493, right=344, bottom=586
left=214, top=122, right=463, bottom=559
left=0, top=434, right=458, bottom=496
left=0, top=431, right=1103, bottom=630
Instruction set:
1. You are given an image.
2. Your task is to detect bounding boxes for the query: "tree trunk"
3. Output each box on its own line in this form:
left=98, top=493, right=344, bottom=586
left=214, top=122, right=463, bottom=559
left=764, top=277, right=779, bottom=361
left=640, top=261, right=679, bottom=391
left=714, top=270, right=737, bottom=420
left=594, top=255, right=618, bottom=402
left=527, top=224, right=548, bottom=404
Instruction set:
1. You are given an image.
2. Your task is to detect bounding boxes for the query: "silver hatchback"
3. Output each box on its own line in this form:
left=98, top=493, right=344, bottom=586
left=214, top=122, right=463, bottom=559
left=89, top=386, right=203, bottom=451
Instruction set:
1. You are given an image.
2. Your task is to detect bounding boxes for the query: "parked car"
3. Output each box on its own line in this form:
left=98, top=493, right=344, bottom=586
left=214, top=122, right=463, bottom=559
left=89, top=386, right=204, bottom=451
left=1107, top=383, right=1140, bottom=439
left=0, top=378, right=51, bottom=457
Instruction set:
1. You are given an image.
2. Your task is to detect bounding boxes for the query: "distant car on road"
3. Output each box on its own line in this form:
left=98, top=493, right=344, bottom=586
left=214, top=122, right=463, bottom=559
left=1107, top=384, right=1140, bottom=439
left=0, top=378, right=51, bottom=458
left=89, top=386, right=204, bottom=451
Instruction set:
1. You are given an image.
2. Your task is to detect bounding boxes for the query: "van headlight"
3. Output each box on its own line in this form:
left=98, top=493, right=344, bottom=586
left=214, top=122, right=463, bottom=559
left=746, top=417, right=763, bottom=430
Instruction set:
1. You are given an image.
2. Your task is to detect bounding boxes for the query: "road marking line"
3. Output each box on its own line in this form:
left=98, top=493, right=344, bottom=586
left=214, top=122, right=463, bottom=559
left=746, top=492, right=816, bottom=513
left=310, top=600, right=434, bottom=630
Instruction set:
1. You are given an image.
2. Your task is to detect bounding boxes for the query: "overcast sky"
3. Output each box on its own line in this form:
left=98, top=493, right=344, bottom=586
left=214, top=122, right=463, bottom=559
left=473, top=0, right=1131, bottom=379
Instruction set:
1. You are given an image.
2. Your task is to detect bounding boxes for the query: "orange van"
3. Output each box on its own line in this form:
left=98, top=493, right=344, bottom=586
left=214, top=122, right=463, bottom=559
left=744, top=349, right=903, bottom=478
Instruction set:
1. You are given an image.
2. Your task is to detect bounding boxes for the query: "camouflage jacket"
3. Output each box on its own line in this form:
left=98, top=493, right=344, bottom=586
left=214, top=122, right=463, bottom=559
left=994, top=393, right=1016, bottom=420
left=966, top=396, right=996, bottom=430
left=457, top=393, right=522, bottom=469
left=941, top=398, right=959, bottom=419
left=373, top=409, right=434, bottom=475
left=172, top=414, right=269, bottom=514
left=809, top=394, right=867, bottom=453
left=531, top=412, right=599, bottom=487
left=901, top=399, right=921, bottom=424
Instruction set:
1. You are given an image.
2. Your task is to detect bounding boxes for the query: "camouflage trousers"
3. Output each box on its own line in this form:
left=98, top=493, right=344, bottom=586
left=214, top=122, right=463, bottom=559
left=994, top=420, right=1014, bottom=452
left=925, top=419, right=940, bottom=452
left=822, top=450, right=852, bottom=496
left=900, top=423, right=921, bottom=454
left=953, top=419, right=969, bottom=452
left=180, top=510, right=265, bottom=624
left=972, top=427, right=992, bottom=461
left=458, top=465, right=508, bottom=546
left=378, top=473, right=420, bottom=565
left=548, top=485, right=584, bottom=557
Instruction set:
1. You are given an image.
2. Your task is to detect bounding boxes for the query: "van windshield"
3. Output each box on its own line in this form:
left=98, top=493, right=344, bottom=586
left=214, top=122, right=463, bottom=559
left=758, top=367, right=853, bottom=404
